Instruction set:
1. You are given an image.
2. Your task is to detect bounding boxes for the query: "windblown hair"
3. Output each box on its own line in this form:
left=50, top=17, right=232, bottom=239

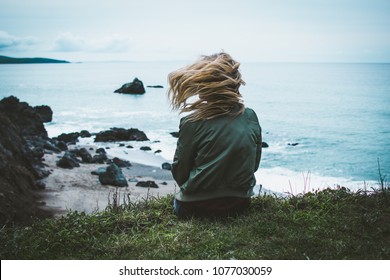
left=167, top=52, right=245, bottom=121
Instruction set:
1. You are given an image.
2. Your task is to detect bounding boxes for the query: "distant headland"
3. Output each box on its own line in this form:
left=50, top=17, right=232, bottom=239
left=0, top=55, right=70, bottom=64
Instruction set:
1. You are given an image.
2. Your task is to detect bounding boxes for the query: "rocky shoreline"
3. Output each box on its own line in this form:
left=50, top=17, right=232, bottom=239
left=0, top=96, right=175, bottom=225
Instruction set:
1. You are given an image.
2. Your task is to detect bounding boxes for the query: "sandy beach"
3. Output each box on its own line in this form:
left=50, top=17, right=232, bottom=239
left=39, top=143, right=177, bottom=217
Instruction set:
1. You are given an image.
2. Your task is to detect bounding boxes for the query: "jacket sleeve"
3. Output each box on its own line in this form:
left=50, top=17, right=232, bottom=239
left=255, top=129, right=262, bottom=171
left=249, top=109, right=262, bottom=171
left=171, top=118, right=196, bottom=186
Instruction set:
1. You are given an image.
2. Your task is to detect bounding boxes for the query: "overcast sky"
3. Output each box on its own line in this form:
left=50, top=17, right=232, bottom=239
left=1, top=0, right=389, bottom=62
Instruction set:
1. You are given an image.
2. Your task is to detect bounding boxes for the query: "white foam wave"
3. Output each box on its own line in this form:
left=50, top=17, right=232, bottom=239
left=255, top=167, right=378, bottom=195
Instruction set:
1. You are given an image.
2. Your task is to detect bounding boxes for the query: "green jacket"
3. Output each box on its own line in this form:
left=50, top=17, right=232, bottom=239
left=172, top=107, right=262, bottom=202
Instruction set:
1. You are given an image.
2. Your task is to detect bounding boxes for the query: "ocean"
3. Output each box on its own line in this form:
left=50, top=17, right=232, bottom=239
left=1, top=61, right=389, bottom=194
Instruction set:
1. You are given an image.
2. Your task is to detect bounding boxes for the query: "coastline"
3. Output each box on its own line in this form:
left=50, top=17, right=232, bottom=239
left=0, top=94, right=380, bottom=224
left=39, top=142, right=177, bottom=217
left=38, top=139, right=378, bottom=218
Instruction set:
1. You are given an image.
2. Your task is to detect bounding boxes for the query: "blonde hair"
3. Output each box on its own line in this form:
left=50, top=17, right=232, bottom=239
left=167, top=52, right=245, bottom=121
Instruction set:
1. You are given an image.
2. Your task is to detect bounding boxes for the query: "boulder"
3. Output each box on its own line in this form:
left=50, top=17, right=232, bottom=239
left=34, top=105, right=53, bottom=123
left=136, top=180, right=159, bottom=188
left=114, top=78, right=145, bottom=94
left=96, top=148, right=107, bottom=154
left=79, top=130, right=91, bottom=138
left=111, top=157, right=132, bottom=168
left=55, top=140, right=68, bottom=151
left=99, top=163, right=128, bottom=187
left=72, top=148, right=93, bottom=163
left=92, top=153, right=108, bottom=164
left=262, top=142, right=269, bottom=148
left=94, top=127, right=149, bottom=142
left=54, top=132, right=80, bottom=144
left=43, top=141, right=62, bottom=153
left=170, top=132, right=179, bottom=138
left=56, top=151, right=80, bottom=169
left=0, top=96, right=48, bottom=138
left=92, top=147, right=108, bottom=163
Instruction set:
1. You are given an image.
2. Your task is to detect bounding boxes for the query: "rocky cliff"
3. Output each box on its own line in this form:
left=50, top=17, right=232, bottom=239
left=0, top=96, right=56, bottom=225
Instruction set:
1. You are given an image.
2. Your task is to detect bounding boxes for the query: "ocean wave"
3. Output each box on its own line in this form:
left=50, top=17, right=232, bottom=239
left=255, top=167, right=378, bottom=195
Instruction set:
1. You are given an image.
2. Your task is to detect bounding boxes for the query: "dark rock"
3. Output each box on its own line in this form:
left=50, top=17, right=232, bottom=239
left=95, top=127, right=149, bottom=142
left=55, top=132, right=80, bottom=144
left=126, top=145, right=134, bottom=149
left=140, top=146, right=152, bottom=151
left=147, top=85, right=164, bottom=88
left=92, top=153, right=108, bottom=164
left=55, top=141, right=68, bottom=151
left=75, top=148, right=93, bottom=163
left=154, top=149, right=162, bottom=154
left=170, top=132, right=179, bottom=138
left=79, top=130, right=92, bottom=138
left=114, top=77, right=145, bottom=94
left=119, top=143, right=125, bottom=147
left=112, top=157, right=132, bottom=168
left=288, top=143, right=299, bottom=146
left=162, top=162, right=172, bottom=171
left=136, top=180, right=159, bottom=188
left=262, top=142, right=269, bottom=148
left=34, top=105, right=53, bottom=123
left=31, top=147, right=45, bottom=159
left=43, top=141, right=62, bottom=153
left=56, top=151, right=80, bottom=169
left=98, top=163, right=128, bottom=187
left=96, top=148, right=106, bottom=154
left=0, top=96, right=53, bottom=225
left=33, top=167, right=51, bottom=179
left=0, top=96, right=48, bottom=138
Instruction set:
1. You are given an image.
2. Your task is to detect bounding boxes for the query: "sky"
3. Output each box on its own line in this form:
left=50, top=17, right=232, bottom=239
left=0, top=0, right=389, bottom=62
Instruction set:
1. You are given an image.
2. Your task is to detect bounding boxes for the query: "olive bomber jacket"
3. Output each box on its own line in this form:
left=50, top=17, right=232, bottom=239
left=172, top=107, right=262, bottom=202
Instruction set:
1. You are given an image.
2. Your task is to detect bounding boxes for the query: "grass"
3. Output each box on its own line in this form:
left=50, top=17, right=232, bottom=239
left=0, top=186, right=389, bottom=260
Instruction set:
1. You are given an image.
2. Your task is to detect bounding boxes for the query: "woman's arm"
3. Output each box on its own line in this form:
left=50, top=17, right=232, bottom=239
left=171, top=118, right=196, bottom=186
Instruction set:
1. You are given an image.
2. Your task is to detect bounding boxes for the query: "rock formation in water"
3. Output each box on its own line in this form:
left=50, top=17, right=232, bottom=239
left=114, top=77, right=146, bottom=94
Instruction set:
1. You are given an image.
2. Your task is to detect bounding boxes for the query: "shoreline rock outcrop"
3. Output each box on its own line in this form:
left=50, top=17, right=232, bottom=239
left=0, top=96, right=57, bottom=225
left=94, top=127, right=149, bottom=142
left=0, top=96, right=168, bottom=225
left=34, top=105, right=53, bottom=123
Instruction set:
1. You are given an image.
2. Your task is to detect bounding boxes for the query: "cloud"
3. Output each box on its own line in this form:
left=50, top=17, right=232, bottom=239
left=52, top=32, right=86, bottom=52
left=94, top=34, right=132, bottom=52
left=0, top=30, right=38, bottom=51
left=52, top=32, right=133, bottom=53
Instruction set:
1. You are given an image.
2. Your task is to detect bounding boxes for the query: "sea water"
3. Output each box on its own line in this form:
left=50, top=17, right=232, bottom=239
left=1, top=61, right=389, bottom=194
